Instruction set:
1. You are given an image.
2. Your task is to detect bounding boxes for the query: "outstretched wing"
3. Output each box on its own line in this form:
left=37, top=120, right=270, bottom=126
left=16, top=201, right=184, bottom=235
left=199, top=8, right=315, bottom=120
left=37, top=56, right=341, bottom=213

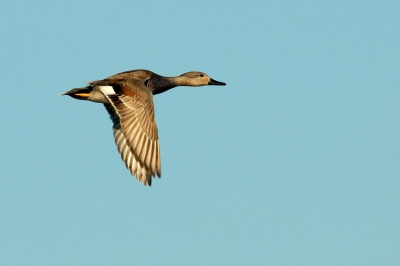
left=99, top=82, right=161, bottom=186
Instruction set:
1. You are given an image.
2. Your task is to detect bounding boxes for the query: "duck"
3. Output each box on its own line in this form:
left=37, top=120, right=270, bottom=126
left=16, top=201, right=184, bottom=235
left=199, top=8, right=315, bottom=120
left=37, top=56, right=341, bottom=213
left=61, top=69, right=226, bottom=186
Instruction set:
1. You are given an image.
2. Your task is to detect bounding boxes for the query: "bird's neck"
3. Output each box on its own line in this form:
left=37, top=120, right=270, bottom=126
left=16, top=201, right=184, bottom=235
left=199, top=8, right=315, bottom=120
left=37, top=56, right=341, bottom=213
left=150, top=74, right=201, bottom=95
left=170, top=76, right=199, bottom=86
left=150, top=74, right=178, bottom=95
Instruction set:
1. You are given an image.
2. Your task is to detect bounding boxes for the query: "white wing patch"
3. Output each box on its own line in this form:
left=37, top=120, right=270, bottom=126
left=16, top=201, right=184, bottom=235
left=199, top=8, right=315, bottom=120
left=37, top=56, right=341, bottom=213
left=98, top=85, right=116, bottom=96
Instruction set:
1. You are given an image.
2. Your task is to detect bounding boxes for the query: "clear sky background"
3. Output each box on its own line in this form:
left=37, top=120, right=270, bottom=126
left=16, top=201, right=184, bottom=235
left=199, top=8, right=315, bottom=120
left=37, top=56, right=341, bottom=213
left=1, top=1, right=399, bottom=265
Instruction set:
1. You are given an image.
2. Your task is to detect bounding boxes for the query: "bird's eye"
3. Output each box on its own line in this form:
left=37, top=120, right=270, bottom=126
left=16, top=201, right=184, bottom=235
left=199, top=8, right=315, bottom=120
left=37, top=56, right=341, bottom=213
left=199, top=74, right=204, bottom=77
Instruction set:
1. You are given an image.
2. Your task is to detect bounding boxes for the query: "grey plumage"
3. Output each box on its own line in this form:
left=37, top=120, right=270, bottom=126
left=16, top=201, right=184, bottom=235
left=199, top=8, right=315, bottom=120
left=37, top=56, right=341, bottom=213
left=62, top=69, right=226, bottom=186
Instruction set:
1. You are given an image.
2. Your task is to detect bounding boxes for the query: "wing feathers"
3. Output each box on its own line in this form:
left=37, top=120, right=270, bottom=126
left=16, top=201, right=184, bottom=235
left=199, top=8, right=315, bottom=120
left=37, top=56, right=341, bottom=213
left=101, top=84, right=161, bottom=186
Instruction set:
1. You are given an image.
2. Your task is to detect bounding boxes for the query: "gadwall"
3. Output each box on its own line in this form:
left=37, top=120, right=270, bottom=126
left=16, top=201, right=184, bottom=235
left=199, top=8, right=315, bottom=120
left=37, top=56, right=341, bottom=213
left=62, top=69, right=226, bottom=186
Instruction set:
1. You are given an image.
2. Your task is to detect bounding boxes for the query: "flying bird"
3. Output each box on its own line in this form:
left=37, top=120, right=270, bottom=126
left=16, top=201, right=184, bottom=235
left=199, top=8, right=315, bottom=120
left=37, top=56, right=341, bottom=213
left=62, top=69, right=226, bottom=186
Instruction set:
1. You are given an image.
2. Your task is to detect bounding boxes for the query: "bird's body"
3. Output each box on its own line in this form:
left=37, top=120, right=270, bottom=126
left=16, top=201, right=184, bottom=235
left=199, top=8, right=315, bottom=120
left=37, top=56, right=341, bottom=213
left=62, top=69, right=225, bottom=186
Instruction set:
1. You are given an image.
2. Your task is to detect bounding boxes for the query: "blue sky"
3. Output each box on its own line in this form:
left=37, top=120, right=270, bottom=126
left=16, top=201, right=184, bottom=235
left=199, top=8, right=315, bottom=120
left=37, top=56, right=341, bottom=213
left=1, top=0, right=399, bottom=265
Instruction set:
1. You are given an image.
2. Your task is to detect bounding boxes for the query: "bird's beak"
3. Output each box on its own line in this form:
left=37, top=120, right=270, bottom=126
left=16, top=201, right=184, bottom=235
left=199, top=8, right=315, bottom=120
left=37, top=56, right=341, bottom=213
left=61, top=87, right=92, bottom=100
left=208, top=78, right=226, bottom=86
